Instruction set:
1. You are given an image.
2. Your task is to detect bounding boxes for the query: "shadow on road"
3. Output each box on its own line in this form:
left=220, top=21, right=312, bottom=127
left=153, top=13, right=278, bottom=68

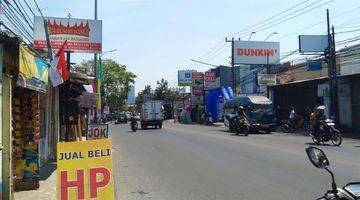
left=305, top=142, right=332, bottom=147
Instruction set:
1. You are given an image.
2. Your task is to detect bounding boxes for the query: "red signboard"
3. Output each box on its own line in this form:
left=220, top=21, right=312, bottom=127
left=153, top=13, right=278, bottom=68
left=205, top=72, right=215, bottom=83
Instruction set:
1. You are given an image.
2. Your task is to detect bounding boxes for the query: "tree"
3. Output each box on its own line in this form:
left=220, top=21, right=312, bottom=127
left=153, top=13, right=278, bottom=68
left=136, top=85, right=152, bottom=108
left=153, top=78, right=169, bottom=100
left=77, top=59, right=137, bottom=113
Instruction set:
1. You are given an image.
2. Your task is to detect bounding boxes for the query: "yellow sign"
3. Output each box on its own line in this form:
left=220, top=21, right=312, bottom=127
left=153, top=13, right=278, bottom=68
left=57, top=139, right=115, bottom=200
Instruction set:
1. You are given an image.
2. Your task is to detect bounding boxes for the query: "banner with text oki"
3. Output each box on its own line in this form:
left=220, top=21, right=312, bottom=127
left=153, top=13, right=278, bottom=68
left=87, top=124, right=109, bottom=140
left=57, top=139, right=114, bottom=200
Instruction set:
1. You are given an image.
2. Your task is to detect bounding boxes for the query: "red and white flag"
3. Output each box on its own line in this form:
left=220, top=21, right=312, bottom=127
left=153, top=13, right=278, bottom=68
left=49, top=41, right=69, bottom=87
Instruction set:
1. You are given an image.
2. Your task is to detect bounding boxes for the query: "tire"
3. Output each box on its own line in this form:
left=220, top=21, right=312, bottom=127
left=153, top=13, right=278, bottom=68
left=244, top=127, right=249, bottom=136
left=331, top=129, right=342, bottom=146
left=281, top=124, right=292, bottom=133
left=144, top=125, right=148, bottom=130
left=159, top=123, right=162, bottom=129
left=266, top=130, right=271, bottom=134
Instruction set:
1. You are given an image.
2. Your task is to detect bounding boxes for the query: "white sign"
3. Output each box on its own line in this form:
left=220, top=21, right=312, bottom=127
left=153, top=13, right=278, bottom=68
left=233, top=41, right=280, bottom=65
left=34, top=16, right=102, bottom=53
left=178, top=70, right=194, bottom=86
left=87, top=124, right=109, bottom=140
left=299, top=35, right=328, bottom=53
left=257, top=74, right=276, bottom=86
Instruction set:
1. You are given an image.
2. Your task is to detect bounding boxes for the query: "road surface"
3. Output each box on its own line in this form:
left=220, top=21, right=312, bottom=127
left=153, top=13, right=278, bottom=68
left=110, top=121, right=360, bottom=200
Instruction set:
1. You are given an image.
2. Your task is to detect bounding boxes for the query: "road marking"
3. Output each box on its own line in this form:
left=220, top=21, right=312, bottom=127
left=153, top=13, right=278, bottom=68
left=165, top=126, right=360, bottom=168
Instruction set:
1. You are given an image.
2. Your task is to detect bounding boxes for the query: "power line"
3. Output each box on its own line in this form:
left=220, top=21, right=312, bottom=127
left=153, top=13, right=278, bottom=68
left=12, top=0, right=33, bottom=30
left=198, top=0, right=311, bottom=61
left=227, top=0, right=311, bottom=38
left=236, top=0, right=335, bottom=39
left=23, top=0, right=36, bottom=17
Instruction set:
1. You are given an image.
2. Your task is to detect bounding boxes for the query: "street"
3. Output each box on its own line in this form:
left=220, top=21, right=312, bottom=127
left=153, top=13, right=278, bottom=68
left=111, top=121, right=360, bottom=200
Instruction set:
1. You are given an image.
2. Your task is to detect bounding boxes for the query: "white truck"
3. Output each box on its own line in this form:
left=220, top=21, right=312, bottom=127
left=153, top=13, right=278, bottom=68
left=140, top=100, right=164, bottom=129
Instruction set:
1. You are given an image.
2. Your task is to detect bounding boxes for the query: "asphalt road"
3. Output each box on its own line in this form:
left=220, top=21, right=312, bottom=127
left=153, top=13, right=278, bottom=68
left=110, top=121, right=360, bottom=200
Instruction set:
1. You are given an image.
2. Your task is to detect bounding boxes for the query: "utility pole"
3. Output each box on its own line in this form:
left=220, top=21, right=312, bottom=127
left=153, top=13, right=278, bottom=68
left=326, top=9, right=339, bottom=122
left=93, top=0, right=98, bottom=123
left=226, top=37, right=236, bottom=94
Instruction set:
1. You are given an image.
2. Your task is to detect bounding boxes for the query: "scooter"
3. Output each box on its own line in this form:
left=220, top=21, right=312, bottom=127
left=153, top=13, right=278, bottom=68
left=131, top=121, right=138, bottom=132
left=233, top=116, right=249, bottom=136
left=309, top=119, right=342, bottom=146
left=305, top=146, right=360, bottom=200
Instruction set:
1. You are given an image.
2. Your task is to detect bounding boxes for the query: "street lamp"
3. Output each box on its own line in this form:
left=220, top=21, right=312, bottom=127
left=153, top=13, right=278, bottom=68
left=264, top=32, right=278, bottom=41
left=101, top=49, right=117, bottom=57
left=248, top=32, right=256, bottom=41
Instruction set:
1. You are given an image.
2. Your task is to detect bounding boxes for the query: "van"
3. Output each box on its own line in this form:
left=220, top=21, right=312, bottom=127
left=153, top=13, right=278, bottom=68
left=224, top=95, right=276, bottom=133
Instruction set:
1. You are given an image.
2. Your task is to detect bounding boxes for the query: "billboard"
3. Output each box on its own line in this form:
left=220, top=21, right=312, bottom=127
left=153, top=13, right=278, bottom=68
left=192, top=72, right=204, bottom=95
left=257, top=74, right=276, bottom=86
left=233, top=41, right=280, bottom=65
left=299, top=35, right=328, bottom=53
left=204, top=72, right=216, bottom=90
left=178, top=70, right=194, bottom=86
left=57, top=139, right=115, bottom=200
left=34, top=16, right=102, bottom=53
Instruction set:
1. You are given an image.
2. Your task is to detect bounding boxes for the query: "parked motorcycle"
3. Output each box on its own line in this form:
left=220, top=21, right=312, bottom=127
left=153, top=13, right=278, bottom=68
left=309, top=119, right=342, bottom=146
left=305, top=146, right=359, bottom=200
left=281, top=116, right=311, bottom=133
left=131, top=121, right=138, bottom=132
left=233, top=116, right=249, bottom=136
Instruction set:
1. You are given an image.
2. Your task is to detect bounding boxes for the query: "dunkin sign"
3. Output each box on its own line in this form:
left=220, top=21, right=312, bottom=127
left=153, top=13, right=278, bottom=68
left=233, top=41, right=280, bottom=65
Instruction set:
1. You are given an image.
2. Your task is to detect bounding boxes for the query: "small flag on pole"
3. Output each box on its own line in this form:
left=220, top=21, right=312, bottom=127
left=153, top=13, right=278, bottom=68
left=49, top=41, right=68, bottom=87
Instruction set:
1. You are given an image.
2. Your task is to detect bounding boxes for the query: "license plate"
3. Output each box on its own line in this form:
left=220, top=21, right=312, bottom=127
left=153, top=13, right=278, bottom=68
left=262, top=124, right=269, bottom=128
left=327, top=123, right=335, bottom=126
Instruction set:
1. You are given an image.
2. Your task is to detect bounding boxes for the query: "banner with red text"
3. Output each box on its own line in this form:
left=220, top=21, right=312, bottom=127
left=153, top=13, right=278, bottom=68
left=34, top=16, right=102, bottom=53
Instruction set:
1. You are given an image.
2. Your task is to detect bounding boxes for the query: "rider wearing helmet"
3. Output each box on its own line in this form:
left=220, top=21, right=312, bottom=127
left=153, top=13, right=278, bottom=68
left=310, top=106, right=326, bottom=141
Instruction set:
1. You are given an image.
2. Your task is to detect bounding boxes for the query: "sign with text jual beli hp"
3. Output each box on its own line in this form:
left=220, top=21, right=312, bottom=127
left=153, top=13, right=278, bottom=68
left=87, top=124, right=109, bottom=140
left=57, top=139, right=115, bottom=200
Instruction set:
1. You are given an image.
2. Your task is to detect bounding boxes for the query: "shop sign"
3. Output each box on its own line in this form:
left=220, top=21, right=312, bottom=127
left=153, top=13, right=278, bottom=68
left=57, top=139, right=115, bottom=200
left=87, top=124, right=109, bottom=140
left=178, top=70, right=194, bottom=86
left=192, top=72, right=204, bottom=95
left=233, top=40, right=280, bottom=65
left=257, top=74, right=276, bottom=86
left=204, top=72, right=216, bottom=89
left=34, top=16, right=102, bottom=54
left=299, top=35, right=328, bottom=53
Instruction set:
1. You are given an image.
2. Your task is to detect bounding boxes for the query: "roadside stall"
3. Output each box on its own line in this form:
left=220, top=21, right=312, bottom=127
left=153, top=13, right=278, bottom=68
left=58, top=72, right=99, bottom=142
left=12, top=44, right=49, bottom=190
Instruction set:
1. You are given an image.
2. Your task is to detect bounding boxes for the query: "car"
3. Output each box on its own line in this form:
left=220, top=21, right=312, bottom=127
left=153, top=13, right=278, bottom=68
left=115, top=113, right=128, bottom=124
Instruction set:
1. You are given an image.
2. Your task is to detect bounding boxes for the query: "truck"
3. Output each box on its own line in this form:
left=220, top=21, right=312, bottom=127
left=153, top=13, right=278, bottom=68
left=140, top=100, right=164, bottom=129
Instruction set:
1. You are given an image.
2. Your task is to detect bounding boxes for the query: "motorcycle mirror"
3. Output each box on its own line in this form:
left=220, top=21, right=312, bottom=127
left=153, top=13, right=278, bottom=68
left=306, top=146, right=330, bottom=168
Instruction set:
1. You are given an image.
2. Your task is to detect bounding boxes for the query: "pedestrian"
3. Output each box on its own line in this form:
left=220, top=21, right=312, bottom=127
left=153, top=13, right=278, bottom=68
left=289, top=106, right=296, bottom=129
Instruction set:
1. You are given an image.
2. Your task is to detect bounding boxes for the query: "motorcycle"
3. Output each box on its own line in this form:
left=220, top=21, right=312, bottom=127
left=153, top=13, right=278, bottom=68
left=281, top=116, right=311, bottom=133
left=309, top=119, right=342, bottom=146
left=305, top=146, right=360, bottom=200
left=232, top=116, right=249, bottom=136
left=130, top=121, right=138, bottom=132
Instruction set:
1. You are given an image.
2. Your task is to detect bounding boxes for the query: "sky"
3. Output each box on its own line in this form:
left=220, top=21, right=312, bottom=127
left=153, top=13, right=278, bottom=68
left=36, top=0, right=360, bottom=93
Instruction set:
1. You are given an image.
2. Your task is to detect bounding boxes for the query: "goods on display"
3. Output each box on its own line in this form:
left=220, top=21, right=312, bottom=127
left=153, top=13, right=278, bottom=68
left=12, top=89, right=40, bottom=187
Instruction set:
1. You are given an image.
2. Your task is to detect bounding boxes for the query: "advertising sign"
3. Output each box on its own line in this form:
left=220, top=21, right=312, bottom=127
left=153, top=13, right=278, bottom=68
left=233, top=41, right=280, bottom=65
left=34, top=16, right=102, bottom=53
left=204, top=72, right=216, bottom=90
left=307, top=60, right=323, bottom=71
left=299, top=35, right=328, bottom=53
left=191, top=72, right=204, bottom=95
left=257, top=74, right=276, bottom=86
left=57, top=139, right=115, bottom=200
left=87, top=124, right=109, bottom=140
left=178, top=70, right=194, bottom=86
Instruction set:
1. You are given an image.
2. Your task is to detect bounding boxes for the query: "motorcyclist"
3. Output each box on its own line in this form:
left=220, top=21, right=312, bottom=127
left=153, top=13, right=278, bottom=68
left=130, top=112, right=138, bottom=124
left=310, top=106, right=326, bottom=141
left=237, top=105, right=248, bottom=119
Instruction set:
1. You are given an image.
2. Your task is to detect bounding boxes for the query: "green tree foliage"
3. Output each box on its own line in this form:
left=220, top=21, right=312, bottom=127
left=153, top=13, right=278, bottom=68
left=77, top=59, right=136, bottom=112
left=135, top=85, right=152, bottom=107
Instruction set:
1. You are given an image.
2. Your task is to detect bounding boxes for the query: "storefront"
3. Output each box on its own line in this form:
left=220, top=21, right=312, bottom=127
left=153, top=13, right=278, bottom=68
left=58, top=72, right=96, bottom=142
left=0, top=33, right=51, bottom=196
